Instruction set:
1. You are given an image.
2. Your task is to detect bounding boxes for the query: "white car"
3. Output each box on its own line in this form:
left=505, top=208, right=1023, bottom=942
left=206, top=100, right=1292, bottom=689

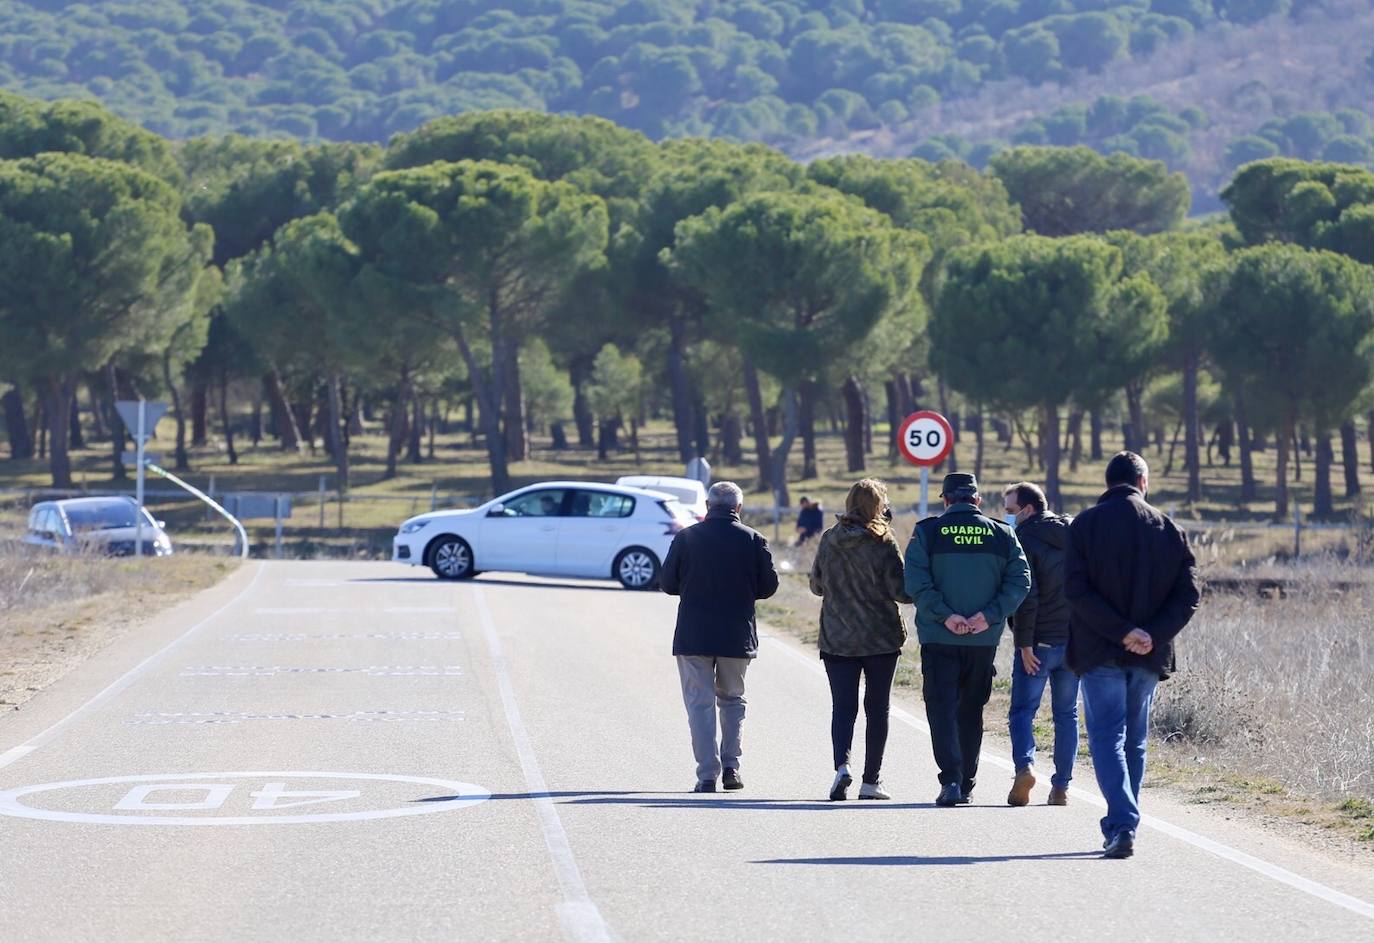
left=615, top=475, right=708, bottom=521
left=392, top=481, right=696, bottom=589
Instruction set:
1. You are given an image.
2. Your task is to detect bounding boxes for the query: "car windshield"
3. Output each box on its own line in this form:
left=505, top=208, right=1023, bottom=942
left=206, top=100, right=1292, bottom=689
left=64, top=502, right=138, bottom=531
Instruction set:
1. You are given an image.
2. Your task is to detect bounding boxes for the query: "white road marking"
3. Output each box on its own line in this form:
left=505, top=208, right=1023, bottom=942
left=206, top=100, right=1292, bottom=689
left=764, top=635, right=1374, bottom=921
left=0, top=771, right=489, bottom=826
left=223, top=632, right=462, bottom=642
left=127, top=710, right=466, bottom=726
left=472, top=586, right=617, bottom=943
left=0, top=563, right=267, bottom=772
left=178, top=665, right=462, bottom=677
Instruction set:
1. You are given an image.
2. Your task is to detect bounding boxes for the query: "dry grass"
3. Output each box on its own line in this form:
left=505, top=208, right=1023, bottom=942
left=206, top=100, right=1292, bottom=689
left=0, top=542, right=235, bottom=709
left=1155, top=570, right=1374, bottom=801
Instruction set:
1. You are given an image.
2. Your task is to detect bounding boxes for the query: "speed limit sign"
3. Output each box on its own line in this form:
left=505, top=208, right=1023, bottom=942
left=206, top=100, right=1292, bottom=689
left=897, top=411, right=954, bottom=467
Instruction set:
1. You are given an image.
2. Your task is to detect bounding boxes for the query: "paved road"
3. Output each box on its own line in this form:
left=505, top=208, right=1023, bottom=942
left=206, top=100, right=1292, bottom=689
left=1, top=561, right=1371, bottom=942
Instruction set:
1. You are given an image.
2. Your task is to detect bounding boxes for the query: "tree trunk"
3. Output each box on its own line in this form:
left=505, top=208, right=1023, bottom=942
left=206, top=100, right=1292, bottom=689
left=1182, top=357, right=1201, bottom=502
left=2, top=386, right=33, bottom=459
left=67, top=389, right=84, bottom=451
left=428, top=398, right=437, bottom=460
left=1124, top=383, right=1145, bottom=454
left=262, top=369, right=301, bottom=451
left=383, top=368, right=411, bottom=481
left=502, top=344, right=528, bottom=463
left=974, top=404, right=986, bottom=479
left=1275, top=409, right=1293, bottom=519
left=799, top=379, right=818, bottom=480
left=1041, top=403, right=1062, bottom=510
left=691, top=383, right=710, bottom=462
left=86, top=381, right=107, bottom=440
left=895, top=373, right=915, bottom=416
left=769, top=388, right=800, bottom=509
left=861, top=386, right=873, bottom=456
left=1066, top=410, right=1083, bottom=472
left=250, top=392, right=263, bottom=446
left=219, top=370, right=238, bottom=466
left=161, top=351, right=190, bottom=472
left=667, top=315, right=694, bottom=462
left=191, top=380, right=209, bottom=447
left=744, top=358, right=771, bottom=492
left=1368, top=411, right=1374, bottom=475
left=550, top=422, right=569, bottom=450
left=722, top=414, right=743, bottom=465
left=325, top=372, right=346, bottom=490
left=1340, top=418, right=1361, bottom=498
left=1089, top=408, right=1104, bottom=460
left=571, top=361, right=594, bottom=448
left=42, top=377, right=73, bottom=488
left=105, top=364, right=127, bottom=481
left=407, top=391, right=423, bottom=463
left=884, top=380, right=900, bottom=461
left=938, top=376, right=957, bottom=473
left=1163, top=419, right=1184, bottom=477
left=1235, top=395, right=1257, bottom=502
left=1314, top=431, right=1334, bottom=518
left=1292, top=431, right=1303, bottom=481
left=597, top=417, right=618, bottom=460
left=841, top=376, right=866, bottom=473
left=452, top=324, right=510, bottom=494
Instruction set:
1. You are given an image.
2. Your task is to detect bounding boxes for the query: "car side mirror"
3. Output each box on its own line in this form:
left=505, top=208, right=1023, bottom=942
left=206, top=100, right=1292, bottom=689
left=487, top=503, right=506, bottom=517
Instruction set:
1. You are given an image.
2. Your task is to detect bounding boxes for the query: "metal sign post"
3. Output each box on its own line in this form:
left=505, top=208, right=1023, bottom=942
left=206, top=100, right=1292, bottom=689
left=896, top=410, right=956, bottom=520
left=115, top=400, right=169, bottom=559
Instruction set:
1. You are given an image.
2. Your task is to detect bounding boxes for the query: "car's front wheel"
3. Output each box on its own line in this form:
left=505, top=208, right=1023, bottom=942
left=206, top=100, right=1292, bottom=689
left=428, top=536, right=475, bottom=580
left=614, top=547, right=660, bottom=590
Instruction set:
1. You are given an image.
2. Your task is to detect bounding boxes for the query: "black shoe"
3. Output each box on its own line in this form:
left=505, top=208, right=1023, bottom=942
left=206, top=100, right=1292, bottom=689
left=693, top=780, right=716, bottom=793
left=935, top=783, right=963, bottom=807
left=722, top=769, right=743, bottom=791
left=1103, top=832, right=1135, bottom=859
left=956, top=791, right=973, bottom=805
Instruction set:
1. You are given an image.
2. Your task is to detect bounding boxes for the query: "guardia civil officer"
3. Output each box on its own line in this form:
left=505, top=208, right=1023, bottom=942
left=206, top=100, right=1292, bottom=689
left=905, top=473, right=1030, bottom=807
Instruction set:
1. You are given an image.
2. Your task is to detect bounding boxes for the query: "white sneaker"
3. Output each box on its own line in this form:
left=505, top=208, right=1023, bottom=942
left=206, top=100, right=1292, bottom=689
left=858, top=781, right=891, bottom=800
left=829, top=765, right=853, bottom=801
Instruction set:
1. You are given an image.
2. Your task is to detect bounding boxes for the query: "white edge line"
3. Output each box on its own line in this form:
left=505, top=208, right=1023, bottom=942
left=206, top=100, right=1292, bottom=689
left=0, top=562, right=266, bottom=772
left=763, top=635, right=1374, bottom=921
left=472, top=586, right=617, bottom=943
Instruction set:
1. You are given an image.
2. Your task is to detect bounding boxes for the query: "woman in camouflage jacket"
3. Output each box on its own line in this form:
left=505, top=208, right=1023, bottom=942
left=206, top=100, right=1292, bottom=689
left=809, top=478, right=912, bottom=801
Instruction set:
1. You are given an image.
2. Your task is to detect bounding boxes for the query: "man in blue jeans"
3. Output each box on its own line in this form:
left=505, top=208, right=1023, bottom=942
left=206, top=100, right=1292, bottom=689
left=1065, top=452, right=1199, bottom=859
left=1002, top=482, right=1077, bottom=807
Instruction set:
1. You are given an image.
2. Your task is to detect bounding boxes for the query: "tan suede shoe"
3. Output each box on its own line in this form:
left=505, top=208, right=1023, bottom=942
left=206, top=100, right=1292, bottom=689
left=1048, top=786, right=1069, bottom=806
left=1007, top=767, right=1036, bottom=806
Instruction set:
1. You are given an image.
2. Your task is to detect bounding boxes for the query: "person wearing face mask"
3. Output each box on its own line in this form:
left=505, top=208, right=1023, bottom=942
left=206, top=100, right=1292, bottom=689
left=1065, top=452, right=1200, bottom=859
left=1001, top=481, right=1077, bottom=809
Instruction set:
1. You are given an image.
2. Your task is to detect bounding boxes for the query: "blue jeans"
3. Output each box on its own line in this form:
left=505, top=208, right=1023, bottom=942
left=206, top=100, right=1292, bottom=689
left=1007, top=643, right=1079, bottom=789
left=1080, top=662, right=1159, bottom=841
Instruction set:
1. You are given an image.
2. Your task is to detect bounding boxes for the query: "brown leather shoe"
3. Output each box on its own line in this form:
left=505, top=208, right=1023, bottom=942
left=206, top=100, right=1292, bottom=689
left=1007, top=767, right=1036, bottom=807
left=1048, top=786, right=1068, bottom=806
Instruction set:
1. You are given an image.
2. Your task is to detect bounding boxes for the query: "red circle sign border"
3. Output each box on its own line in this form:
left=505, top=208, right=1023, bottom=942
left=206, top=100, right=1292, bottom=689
left=896, top=411, right=955, bottom=467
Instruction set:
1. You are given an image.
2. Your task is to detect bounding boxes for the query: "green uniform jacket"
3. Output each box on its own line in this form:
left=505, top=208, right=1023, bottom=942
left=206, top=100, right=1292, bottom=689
left=903, top=502, right=1031, bottom=647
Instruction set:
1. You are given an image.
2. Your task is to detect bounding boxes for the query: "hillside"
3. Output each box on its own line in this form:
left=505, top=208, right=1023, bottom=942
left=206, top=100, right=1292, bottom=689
left=1, top=1, right=1372, bottom=209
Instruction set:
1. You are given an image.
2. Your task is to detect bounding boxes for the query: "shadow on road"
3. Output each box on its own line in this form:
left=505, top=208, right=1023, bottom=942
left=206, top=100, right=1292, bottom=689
left=417, top=792, right=937, bottom=810
left=345, top=576, right=625, bottom=593
left=753, top=852, right=1102, bottom=866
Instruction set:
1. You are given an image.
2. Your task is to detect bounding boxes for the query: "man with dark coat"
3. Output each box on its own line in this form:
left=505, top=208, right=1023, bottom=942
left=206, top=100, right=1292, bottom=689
left=661, top=481, right=779, bottom=793
left=1002, top=481, right=1078, bottom=808
left=1065, top=452, right=1200, bottom=859
left=905, top=472, right=1030, bottom=807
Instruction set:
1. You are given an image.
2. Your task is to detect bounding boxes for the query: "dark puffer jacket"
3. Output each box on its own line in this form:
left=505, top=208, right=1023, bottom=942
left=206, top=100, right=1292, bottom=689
left=1010, top=512, right=1073, bottom=649
left=809, top=520, right=911, bottom=657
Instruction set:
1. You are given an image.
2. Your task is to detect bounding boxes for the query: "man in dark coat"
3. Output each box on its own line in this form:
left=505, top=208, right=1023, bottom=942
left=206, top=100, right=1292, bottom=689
left=1002, top=481, right=1078, bottom=808
left=661, top=481, right=779, bottom=793
left=1065, top=452, right=1200, bottom=859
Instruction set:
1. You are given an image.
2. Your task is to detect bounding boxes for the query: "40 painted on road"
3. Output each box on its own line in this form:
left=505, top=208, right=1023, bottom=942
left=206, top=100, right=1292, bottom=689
left=0, top=771, right=489, bottom=825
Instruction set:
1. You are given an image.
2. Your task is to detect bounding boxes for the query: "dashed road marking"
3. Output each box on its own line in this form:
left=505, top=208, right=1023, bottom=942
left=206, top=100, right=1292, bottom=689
left=127, top=710, right=467, bottom=726
left=179, top=665, right=462, bottom=677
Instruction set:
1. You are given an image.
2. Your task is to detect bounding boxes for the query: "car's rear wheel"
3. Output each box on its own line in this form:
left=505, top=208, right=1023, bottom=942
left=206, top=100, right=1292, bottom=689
left=427, top=536, right=475, bottom=580
left=614, top=547, right=660, bottom=590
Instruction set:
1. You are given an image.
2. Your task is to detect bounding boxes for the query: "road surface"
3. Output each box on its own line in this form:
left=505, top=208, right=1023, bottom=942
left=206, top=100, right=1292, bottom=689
left=1, top=561, right=1371, bottom=941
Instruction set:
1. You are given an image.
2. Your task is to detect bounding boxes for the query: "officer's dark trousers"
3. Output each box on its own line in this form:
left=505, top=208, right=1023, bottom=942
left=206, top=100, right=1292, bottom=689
left=920, top=643, right=997, bottom=794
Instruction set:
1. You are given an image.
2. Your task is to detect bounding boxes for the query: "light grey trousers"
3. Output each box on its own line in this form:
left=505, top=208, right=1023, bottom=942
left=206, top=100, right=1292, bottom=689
left=676, top=655, right=750, bottom=783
